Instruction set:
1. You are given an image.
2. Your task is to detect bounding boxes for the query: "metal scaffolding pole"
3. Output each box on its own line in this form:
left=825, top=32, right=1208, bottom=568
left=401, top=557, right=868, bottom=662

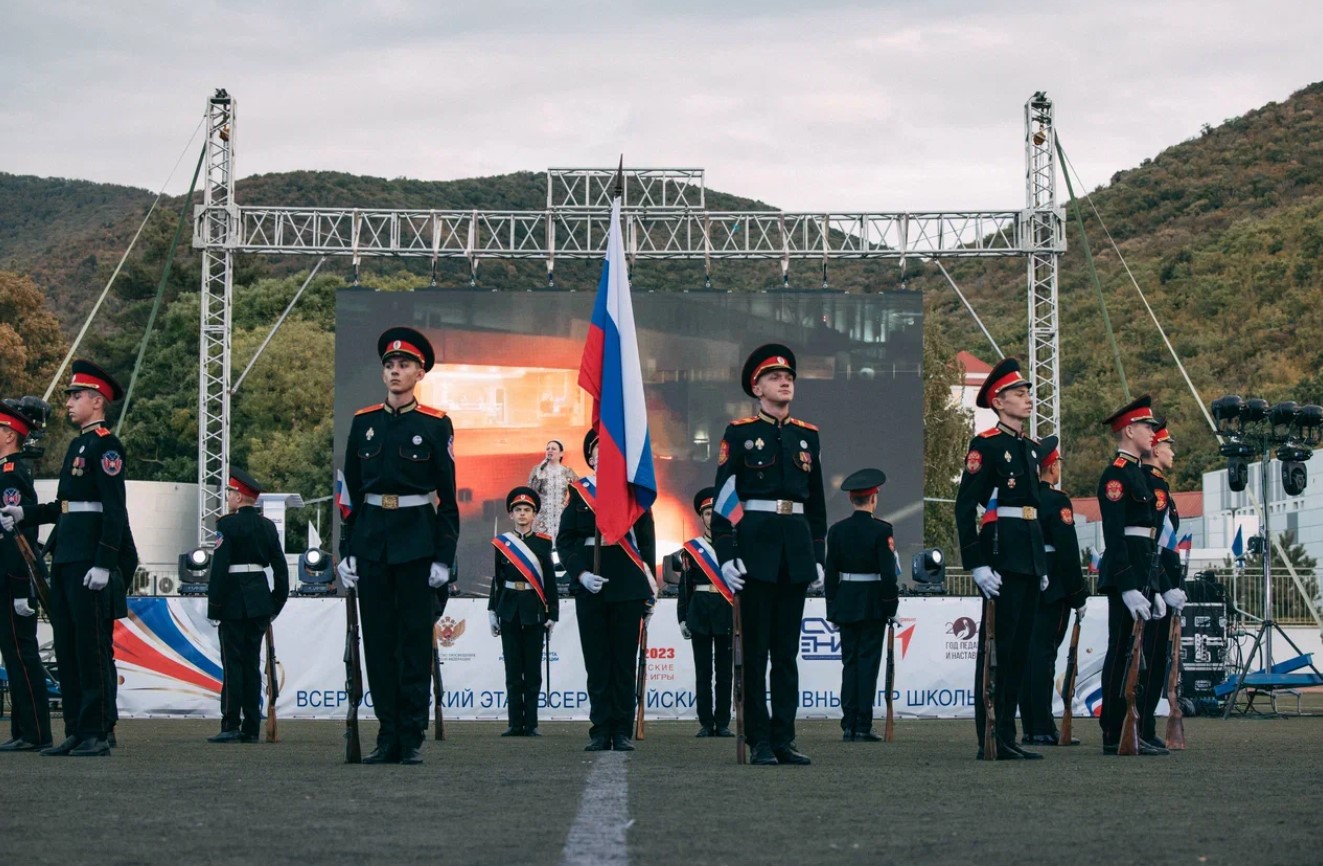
left=1024, top=91, right=1065, bottom=442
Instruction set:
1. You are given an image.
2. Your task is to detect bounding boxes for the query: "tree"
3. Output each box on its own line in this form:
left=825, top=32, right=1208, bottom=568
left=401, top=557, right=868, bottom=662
left=0, top=271, right=68, bottom=396
left=922, top=326, right=972, bottom=554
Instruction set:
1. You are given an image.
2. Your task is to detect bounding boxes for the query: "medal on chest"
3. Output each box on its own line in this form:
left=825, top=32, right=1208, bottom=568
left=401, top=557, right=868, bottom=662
left=366, top=428, right=375, bottom=441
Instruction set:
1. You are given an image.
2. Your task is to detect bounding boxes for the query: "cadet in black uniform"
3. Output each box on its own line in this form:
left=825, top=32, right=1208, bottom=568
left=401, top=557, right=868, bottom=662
left=558, top=427, right=657, bottom=752
left=336, top=327, right=458, bottom=765
left=712, top=344, right=826, bottom=767
left=1095, top=395, right=1166, bottom=756
left=1019, top=436, right=1089, bottom=746
left=953, top=357, right=1047, bottom=760
left=1, top=361, right=133, bottom=757
left=205, top=467, right=289, bottom=743
left=825, top=468, right=899, bottom=743
left=0, top=402, right=52, bottom=751
left=676, top=487, right=734, bottom=738
left=1141, top=420, right=1186, bottom=747
left=488, top=486, right=558, bottom=737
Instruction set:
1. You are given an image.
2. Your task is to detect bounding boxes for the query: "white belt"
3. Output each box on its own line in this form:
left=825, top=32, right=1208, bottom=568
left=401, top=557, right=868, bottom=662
left=364, top=493, right=432, bottom=509
left=229, top=564, right=265, bottom=574
left=61, top=501, right=103, bottom=513
left=1124, top=527, right=1156, bottom=539
left=839, top=572, right=882, bottom=582
left=1044, top=544, right=1057, bottom=553
left=504, top=580, right=534, bottom=591
left=692, top=584, right=717, bottom=592
left=996, top=506, right=1037, bottom=520
left=744, top=499, right=804, bottom=515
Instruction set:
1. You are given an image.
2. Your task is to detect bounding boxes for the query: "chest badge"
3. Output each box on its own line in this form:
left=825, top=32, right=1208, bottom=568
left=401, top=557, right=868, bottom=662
left=754, top=438, right=765, bottom=450
left=79, top=446, right=85, bottom=454
left=412, top=435, right=423, bottom=445
left=366, top=428, right=375, bottom=441
left=1007, top=477, right=1016, bottom=489
left=800, top=440, right=808, bottom=449
left=743, top=440, right=753, bottom=450
left=1004, top=451, right=1012, bottom=463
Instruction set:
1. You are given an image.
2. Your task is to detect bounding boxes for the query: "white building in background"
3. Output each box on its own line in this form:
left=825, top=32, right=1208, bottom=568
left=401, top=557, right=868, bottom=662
left=33, top=480, right=199, bottom=575
left=953, top=351, right=998, bottom=432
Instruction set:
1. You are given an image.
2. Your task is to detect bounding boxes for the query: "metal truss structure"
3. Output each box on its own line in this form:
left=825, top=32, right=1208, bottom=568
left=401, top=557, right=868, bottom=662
left=192, top=90, right=1064, bottom=540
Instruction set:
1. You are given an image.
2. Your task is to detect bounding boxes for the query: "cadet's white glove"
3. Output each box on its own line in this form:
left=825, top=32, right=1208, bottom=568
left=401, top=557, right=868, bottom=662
left=680, top=623, right=692, bottom=640
left=489, top=611, right=501, bottom=637
left=0, top=505, right=22, bottom=532
left=429, top=562, right=451, bottom=588
left=578, top=572, right=608, bottom=594
left=1151, top=592, right=1168, bottom=619
left=14, top=599, right=35, bottom=617
left=1040, top=574, right=1049, bottom=592
left=643, top=565, right=659, bottom=597
left=721, top=558, right=746, bottom=593
left=1162, top=588, right=1187, bottom=612
left=1075, top=600, right=1087, bottom=622
left=545, top=620, right=555, bottom=637
left=337, top=555, right=358, bottom=590
left=84, top=566, right=110, bottom=591
left=971, top=566, right=1002, bottom=598
left=208, top=619, right=220, bottom=628
left=1121, top=589, right=1151, bottom=621
left=808, top=563, right=825, bottom=593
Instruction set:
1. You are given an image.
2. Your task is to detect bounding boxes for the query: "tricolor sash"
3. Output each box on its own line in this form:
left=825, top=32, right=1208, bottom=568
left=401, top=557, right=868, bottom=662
left=682, top=537, right=734, bottom=605
left=571, top=476, right=649, bottom=576
left=492, top=532, right=547, bottom=607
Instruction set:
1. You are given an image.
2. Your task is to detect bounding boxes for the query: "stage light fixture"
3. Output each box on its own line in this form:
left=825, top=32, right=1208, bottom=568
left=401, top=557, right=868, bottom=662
left=911, top=548, right=946, bottom=594
left=178, top=547, right=212, bottom=596
left=1211, top=395, right=1245, bottom=434
left=296, top=548, right=335, bottom=595
left=1241, top=398, right=1270, bottom=425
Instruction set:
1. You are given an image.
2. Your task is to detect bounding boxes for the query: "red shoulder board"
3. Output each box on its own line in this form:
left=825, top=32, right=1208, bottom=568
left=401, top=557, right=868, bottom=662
left=535, top=532, right=553, bottom=541
left=731, top=416, right=759, bottom=426
left=355, top=403, right=384, bottom=416
left=788, top=418, right=818, bottom=432
left=416, top=404, right=448, bottom=419
left=978, top=427, right=1000, bottom=438
left=2, top=463, right=13, bottom=472
left=1112, top=457, right=1127, bottom=468
left=94, top=427, right=112, bottom=437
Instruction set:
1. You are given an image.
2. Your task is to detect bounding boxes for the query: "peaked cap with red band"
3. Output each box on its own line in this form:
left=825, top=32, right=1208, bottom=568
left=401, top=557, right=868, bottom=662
left=693, top=486, right=715, bottom=515
left=65, top=359, right=124, bottom=402
left=506, top=485, right=542, bottom=513
left=1037, top=435, right=1061, bottom=471
left=377, top=326, right=435, bottom=372
left=840, top=467, right=887, bottom=496
left=0, top=402, right=34, bottom=438
left=228, top=466, right=265, bottom=499
left=976, top=357, right=1031, bottom=409
left=1153, top=419, right=1175, bottom=444
left=1102, top=394, right=1160, bottom=432
left=741, top=343, right=797, bottom=398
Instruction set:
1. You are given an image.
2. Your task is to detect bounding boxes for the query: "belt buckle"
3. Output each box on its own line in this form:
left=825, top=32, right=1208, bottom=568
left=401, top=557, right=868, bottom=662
left=61, top=500, right=69, bottom=514
left=775, top=499, right=793, bottom=515
left=1022, top=506, right=1036, bottom=520
left=381, top=494, right=399, bottom=510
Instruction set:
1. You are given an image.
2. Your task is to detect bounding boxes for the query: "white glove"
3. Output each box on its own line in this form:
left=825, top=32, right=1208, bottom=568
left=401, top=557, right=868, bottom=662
left=721, top=558, right=746, bottom=593
left=680, top=623, right=692, bottom=640
left=545, top=620, right=555, bottom=636
left=1074, top=601, right=1087, bottom=622
left=488, top=611, right=501, bottom=637
left=971, top=566, right=1002, bottom=598
left=84, top=566, right=110, bottom=591
left=808, top=563, right=825, bottom=593
left=1152, top=592, right=1168, bottom=619
left=429, top=562, right=451, bottom=588
left=14, top=598, right=35, bottom=617
left=643, top=565, right=659, bottom=597
left=1162, top=588, right=1187, bottom=612
left=0, top=505, right=23, bottom=531
left=1121, top=589, right=1151, bottom=621
left=578, top=572, right=608, bottom=594
left=337, top=555, right=358, bottom=590
left=1040, top=574, right=1049, bottom=592
left=208, top=619, right=220, bottom=628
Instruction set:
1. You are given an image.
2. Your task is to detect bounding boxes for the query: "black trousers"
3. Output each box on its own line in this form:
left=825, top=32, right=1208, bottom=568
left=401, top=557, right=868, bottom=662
left=358, top=557, right=434, bottom=751
left=973, top=572, right=1039, bottom=747
left=1099, top=589, right=1148, bottom=744
left=1141, top=608, right=1172, bottom=740
left=691, top=631, right=732, bottom=730
left=500, top=621, right=546, bottom=730
left=218, top=617, right=269, bottom=737
left=1019, top=599, right=1072, bottom=738
left=839, top=620, right=885, bottom=734
left=49, top=561, right=116, bottom=740
left=740, top=569, right=808, bottom=749
left=0, top=597, right=51, bottom=745
left=575, top=593, right=646, bottom=740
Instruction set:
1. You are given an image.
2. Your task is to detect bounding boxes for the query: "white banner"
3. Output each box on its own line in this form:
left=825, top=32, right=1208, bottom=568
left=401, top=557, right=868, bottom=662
left=95, top=596, right=1123, bottom=722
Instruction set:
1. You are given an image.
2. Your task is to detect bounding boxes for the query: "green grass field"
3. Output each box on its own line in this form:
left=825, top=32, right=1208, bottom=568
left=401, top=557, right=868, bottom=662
left=2, top=714, right=1320, bottom=865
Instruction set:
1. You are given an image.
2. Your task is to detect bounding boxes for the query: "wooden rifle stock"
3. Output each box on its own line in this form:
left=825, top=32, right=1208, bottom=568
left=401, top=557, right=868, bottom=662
left=264, top=625, right=280, bottom=743
left=1059, top=612, right=1082, bottom=746
left=732, top=595, right=746, bottom=764
left=1164, top=612, right=1186, bottom=749
left=12, top=535, right=51, bottom=613
left=982, top=598, right=997, bottom=760
left=884, top=620, right=896, bottom=742
left=634, top=617, right=648, bottom=740
left=1118, top=618, right=1145, bottom=756
left=344, top=587, right=363, bottom=763
left=432, top=623, right=446, bottom=741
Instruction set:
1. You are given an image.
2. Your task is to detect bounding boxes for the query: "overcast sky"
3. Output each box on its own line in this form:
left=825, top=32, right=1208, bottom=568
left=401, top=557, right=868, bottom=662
left=3, top=1, right=1320, bottom=211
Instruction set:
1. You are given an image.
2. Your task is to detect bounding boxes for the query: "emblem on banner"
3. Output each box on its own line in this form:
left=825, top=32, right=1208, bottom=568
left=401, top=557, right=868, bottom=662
left=436, top=616, right=466, bottom=648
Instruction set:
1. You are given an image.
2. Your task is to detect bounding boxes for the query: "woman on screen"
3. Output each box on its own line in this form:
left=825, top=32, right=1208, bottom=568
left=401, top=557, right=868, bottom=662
left=528, top=439, right=578, bottom=537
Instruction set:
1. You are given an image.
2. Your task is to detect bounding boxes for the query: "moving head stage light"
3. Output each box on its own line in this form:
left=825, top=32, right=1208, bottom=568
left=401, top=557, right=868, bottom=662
left=1210, top=395, right=1323, bottom=496
left=178, top=547, right=212, bottom=596
left=296, top=548, right=334, bottom=596
left=910, top=548, right=946, bottom=594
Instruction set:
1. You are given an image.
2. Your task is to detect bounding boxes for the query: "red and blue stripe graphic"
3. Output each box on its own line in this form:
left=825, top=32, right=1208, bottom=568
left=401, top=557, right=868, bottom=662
left=577, top=187, right=656, bottom=546
left=114, top=599, right=223, bottom=697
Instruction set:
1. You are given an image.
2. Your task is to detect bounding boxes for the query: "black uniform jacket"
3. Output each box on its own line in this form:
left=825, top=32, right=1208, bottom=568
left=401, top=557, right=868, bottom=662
left=711, top=410, right=827, bottom=583
left=488, top=530, right=559, bottom=626
left=206, top=506, right=290, bottom=621
left=676, top=537, right=733, bottom=636
left=1096, top=451, right=1160, bottom=594
left=556, top=476, right=656, bottom=603
left=824, top=511, right=900, bottom=625
left=1, top=454, right=44, bottom=605
left=1143, top=465, right=1181, bottom=593
left=954, top=421, right=1047, bottom=577
left=340, top=400, right=459, bottom=567
left=1037, top=482, right=1088, bottom=607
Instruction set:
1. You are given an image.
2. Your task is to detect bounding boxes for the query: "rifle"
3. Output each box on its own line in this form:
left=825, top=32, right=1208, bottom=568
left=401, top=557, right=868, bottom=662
left=884, top=619, right=896, bottom=742
left=1118, top=618, right=1146, bottom=756
left=264, top=624, right=280, bottom=743
left=12, top=534, right=52, bottom=613
left=981, top=598, right=998, bottom=760
left=1059, top=610, right=1082, bottom=746
left=634, top=617, right=648, bottom=740
left=432, top=621, right=445, bottom=741
left=344, top=587, right=363, bottom=763
left=1164, top=612, right=1186, bottom=749
left=732, top=595, right=746, bottom=764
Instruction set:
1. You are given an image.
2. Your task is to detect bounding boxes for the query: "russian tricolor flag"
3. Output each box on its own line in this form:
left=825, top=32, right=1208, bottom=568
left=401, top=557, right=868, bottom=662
left=335, top=468, right=353, bottom=519
left=1159, top=511, right=1178, bottom=551
left=981, top=487, right=999, bottom=526
left=715, top=475, right=744, bottom=526
left=577, top=165, right=657, bottom=545
left=1177, top=533, right=1193, bottom=552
